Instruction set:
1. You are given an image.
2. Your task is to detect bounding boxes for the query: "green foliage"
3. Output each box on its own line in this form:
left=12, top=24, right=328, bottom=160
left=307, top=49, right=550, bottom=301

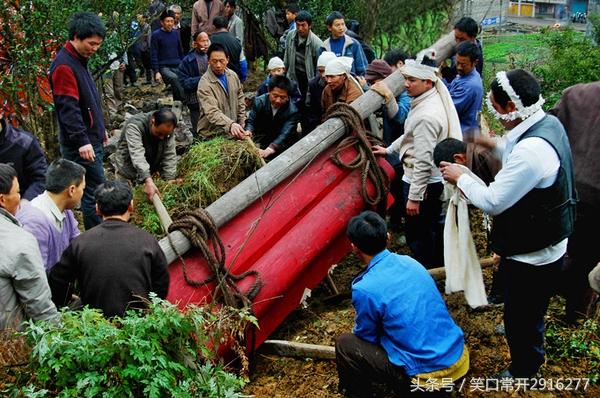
left=532, top=28, right=600, bottom=109
left=15, top=296, right=256, bottom=397
left=589, top=12, right=600, bottom=44
left=132, top=138, right=263, bottom=236
left=373, top=10, right=451, bottom=57
left=545, top=313, right=600, bottom=383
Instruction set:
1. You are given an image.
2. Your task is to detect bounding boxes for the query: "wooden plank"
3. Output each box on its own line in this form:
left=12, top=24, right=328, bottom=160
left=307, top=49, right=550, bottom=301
left=262, top=340, right=336, bottom=360
left=429, top=256, right=499, bottom=281
left=151, top=193, right=173, bottom=231
left=159, top=32, right=458, bottom=264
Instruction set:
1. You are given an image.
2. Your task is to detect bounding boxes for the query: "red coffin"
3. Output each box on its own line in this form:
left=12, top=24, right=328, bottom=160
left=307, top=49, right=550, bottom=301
left=166, top=143, right=394, bottom=351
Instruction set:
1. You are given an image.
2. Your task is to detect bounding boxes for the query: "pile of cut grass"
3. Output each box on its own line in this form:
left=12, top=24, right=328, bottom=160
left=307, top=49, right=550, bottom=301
left=132, top=137, right=263, bottom=236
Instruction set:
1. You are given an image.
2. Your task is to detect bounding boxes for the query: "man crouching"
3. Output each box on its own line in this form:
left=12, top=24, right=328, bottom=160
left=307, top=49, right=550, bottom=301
left=336, top=210, right=469, bottom=397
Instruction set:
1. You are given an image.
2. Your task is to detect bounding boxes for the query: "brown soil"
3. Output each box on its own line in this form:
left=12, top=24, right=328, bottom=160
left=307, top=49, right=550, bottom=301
left=244, top=209, right=599, bottom=397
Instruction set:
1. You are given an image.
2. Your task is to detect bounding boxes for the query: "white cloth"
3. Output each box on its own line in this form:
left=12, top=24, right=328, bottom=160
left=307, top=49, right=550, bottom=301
left=317, top=51, right=336, bottom=68
left=443, top=165, right=487, bottom=308
left=325, top=56, right=353, bottom=76
left=267, top=56, right=285, bottom=70
left=457, top=109, right=567, bottom=265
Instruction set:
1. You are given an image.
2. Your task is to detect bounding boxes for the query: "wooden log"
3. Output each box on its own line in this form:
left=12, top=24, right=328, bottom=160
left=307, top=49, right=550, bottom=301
left=262, top=340, right=336, bottom=360
left=429, top=256, right=500, bottom=281
left=151, top=193, right=173, bottom=232
left=159, top=32, right=458, bottom=264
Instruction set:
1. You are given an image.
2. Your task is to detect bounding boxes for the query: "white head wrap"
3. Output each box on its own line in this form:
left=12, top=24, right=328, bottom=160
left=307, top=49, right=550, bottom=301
left=325, top=56, right=353, bottom=76
left=400, top=54, right=462, bottom=141
left=486, top=71, right=545, bottom=121
left=317, top=51, right=337, bottom=68
left=267, top=56, right=285, bottom=70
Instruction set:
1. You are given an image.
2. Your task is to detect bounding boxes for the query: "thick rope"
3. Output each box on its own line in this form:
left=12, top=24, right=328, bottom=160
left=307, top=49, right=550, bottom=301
left=167, top=208, right=262, bottom=309
left=325, top=103, right=390, bottom=210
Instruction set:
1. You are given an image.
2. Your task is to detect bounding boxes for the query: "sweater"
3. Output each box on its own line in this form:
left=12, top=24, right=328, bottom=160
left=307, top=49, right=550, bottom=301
left=48, top=219, right=170, bottom=317
left=49, top=41, right=106, bottom=148
left=150, top=28, right=183, bottom=72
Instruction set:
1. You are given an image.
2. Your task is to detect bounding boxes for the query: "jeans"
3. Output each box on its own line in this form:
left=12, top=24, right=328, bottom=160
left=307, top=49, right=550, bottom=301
left=159, top=66, right=185, bottom=102
left=60, top=143, right=105, bottom=230
left=503, top=256, right=563, bottom=377
left=188, top=105, right=200, bottom=137
left=402, top=181, right=444, bottom=269
left=335, top=333, right=411, bottom=397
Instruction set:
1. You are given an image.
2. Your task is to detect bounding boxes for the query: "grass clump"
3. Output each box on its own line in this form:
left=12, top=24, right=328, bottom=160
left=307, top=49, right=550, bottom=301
left=132, top=137, right=263, bottom=236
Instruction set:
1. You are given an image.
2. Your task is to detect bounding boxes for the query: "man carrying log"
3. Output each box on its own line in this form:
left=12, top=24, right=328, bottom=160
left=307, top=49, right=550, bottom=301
left=113, top=109, right=178, bottom=201
left=335, top=210, right=469, bottom=397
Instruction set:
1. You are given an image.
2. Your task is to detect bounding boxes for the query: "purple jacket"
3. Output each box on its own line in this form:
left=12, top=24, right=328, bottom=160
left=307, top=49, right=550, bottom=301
left=17, top=203, right=80, bottom=272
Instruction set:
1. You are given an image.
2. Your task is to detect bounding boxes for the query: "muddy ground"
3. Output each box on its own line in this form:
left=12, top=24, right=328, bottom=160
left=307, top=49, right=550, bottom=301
left=243, top=211, right=599, bottom=398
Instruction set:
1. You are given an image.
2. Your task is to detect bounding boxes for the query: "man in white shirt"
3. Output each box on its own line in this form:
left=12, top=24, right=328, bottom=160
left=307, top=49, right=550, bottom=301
left=440, top=69, right=577, bottom=379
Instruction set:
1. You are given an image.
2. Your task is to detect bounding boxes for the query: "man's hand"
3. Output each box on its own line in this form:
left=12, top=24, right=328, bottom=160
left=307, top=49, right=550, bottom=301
left=79, top=144, right=95, bottom=161
left=258, top=147, right=275, bottom=158
left=154, top=72, right=163, bottom=83
left=439, top=161, right=466, bottom=185
left=371, top=81, right=393, bottom=103
left=144, top=177, right=159, bottom=201
left=371, top=145, right=388, bottom=156
left=230, top=123, right=250, bottom=139
left=406, top=199, right=420, bottom=216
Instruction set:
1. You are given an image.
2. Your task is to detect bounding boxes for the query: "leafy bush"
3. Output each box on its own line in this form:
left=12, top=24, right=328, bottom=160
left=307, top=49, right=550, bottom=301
left=533, top=27, right=600, bottom=108
left=14, top=296, right=257, bottom=397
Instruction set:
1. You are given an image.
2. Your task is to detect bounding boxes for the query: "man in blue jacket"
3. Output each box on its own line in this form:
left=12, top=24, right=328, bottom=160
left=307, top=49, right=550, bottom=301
left=151, top=9, right=184, bottom=101
left=49, top=12, right=106, bottom=230
left=177, top=31, right=209, bottom=135
left=0, top=114, right=47, bottom=201
left=449, top=41, right=483, bottom=135
left=322, top=11, right=367, bottom=77
left=244, top=75, right=300, bottom=159
left=336, top=211, right=469, bottom=397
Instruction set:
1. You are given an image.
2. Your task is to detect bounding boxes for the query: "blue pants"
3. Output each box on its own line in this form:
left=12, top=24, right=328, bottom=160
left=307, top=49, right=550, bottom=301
left=503, top=256, right=563, bottom=377
left=402, top=181, right=444, bottom=269
left=60, top=143, right=105, bottom=230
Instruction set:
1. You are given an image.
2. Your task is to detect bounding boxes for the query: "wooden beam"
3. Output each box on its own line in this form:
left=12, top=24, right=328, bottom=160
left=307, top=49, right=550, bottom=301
left=428, top=256, right=499, bottom=281
left=159, top=32, right=458, bottom=264
left=151, top=193, right=173, bottom=233
left=262, top=340, right=336, bottom=360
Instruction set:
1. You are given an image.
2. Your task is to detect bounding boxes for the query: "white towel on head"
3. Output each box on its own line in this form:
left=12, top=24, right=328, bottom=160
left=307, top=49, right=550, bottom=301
left=325, top=56, right=353, bottom=76
left=443, top=164, right=488, bottom=308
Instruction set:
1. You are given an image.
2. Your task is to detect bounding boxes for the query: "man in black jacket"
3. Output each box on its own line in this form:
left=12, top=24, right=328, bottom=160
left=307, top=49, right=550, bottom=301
left=244, top=75, right=300, bottom=159
left=0, top=114, right=47, bottom=201
left=48, top=181, right=170, bottom=317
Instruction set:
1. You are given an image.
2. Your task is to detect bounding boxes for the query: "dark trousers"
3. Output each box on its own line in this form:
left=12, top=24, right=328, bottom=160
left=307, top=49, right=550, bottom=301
left=387, top=163, right=404, bottom=228
left=188, top=106, right=200, bottom=137
left=336, top=333, right=411, bottom=397
left=159, top=66, right=185, bottom=102
left=60, top=143, right=105, bottom=230
left=563, top=202, right=600, bottom=322
left=402, top=181, right=444, bottom=269
left=503, top=256, right=563, bottom=377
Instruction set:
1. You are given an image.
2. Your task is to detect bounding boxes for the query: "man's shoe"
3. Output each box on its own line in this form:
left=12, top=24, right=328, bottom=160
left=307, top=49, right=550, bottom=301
left=487, top=293, right=504, bottom=305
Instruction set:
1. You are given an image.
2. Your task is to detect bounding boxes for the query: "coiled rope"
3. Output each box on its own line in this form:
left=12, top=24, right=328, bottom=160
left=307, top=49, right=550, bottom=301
left=167, top=208, right=262, bottom=308
left=325, top=102, right=390, bottom=209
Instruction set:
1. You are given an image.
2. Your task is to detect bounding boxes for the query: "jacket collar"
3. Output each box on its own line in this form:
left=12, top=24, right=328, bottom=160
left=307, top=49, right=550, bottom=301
left=64, top=41, right=89, bottom=65
left=354, top=249, right=392, bottom=284
left=410, top=87, right=437, bottom=108
left=0, top=207, right=20, bottom=226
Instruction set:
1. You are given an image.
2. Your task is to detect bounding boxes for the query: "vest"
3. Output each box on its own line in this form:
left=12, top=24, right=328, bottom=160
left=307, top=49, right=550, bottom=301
left=490, top=115, right=577, bottom=256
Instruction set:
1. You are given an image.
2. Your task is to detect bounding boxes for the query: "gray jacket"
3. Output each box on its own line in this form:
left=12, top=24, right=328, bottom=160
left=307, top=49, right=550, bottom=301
left=114, top=112, right=177, bottom=182
left=0, top=208, right=59, bottom=330
left=284, top=30, right=324, bottom=82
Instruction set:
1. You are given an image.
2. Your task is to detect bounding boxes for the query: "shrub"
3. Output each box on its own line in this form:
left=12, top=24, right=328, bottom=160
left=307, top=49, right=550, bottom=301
left=13, top=296, right=257, bottom=397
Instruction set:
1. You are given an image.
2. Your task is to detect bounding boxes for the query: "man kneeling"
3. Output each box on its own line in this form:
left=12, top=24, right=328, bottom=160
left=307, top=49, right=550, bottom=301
left=336, top=211, right=469, bottom=397
left=48, top=181, right=169, bottom=317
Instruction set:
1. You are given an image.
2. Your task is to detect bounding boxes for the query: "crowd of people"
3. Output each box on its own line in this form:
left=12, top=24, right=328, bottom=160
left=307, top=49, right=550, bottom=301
left=1, top=1, right=599, bottom=397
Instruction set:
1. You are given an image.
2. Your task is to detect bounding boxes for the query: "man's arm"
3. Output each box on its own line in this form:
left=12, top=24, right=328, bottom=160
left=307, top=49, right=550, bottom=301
left=235, top=76, right=247, bottom=126
left=160, top=134, right=178, bottom=180
left=150, top=242, right=170, bottom=299
left=449, top=81, right=472, bottom=115
left=22, top=137, right=48, bottom=201
left=14, top=239, right=59, bottom=322
left=124, top=123, right=152, bottom=182
left=48, top=243, right=79, bottom=309
left=50, top=65, right=90, bottom=149
left=270, top=107, right=300, bottom=151
left=352, top=41, right=368, bottom=77
left=351, top=287, right=380, bottom=345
